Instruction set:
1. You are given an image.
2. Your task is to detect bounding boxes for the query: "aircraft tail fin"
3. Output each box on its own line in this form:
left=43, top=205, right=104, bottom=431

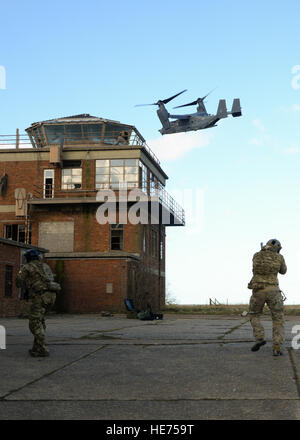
left=217, top=99, right=228, bottom=118
left=231, top=98, right=242, bottom=117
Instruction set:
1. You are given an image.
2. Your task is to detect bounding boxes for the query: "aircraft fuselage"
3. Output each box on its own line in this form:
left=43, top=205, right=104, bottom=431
left=159, top=114, right=219, bottom=135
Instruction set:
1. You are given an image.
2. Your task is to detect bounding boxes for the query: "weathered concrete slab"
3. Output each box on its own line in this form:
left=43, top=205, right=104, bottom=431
left=224, top=318, right=299, bottom=342
left=0, top=343, right=105, bottom=398
left=1, top=314, right=300, bottom=420
left=1, top=399, right=300, bottom=420
left=5, top=343, right=298, bottom=401
left=80, top=317, right=249, bottom=341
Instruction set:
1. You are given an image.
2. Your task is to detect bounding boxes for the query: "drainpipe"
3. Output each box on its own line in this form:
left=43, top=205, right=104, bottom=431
left=16, top=129, right=19, bottom=149
left=158, top=223, right=161, bottom=310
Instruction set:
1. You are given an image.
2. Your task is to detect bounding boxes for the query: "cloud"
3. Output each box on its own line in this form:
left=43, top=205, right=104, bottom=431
left=277, top=104, right=300, bottom=113
left=252, top=118, right=266, bottom=132
left=249, top=137, right=263, bottom=146
left=249, top=118, right=270, bottom=146
left=292, top=104, right=300, bottom=111
left=147, top=131, right=213, bottom=161
left=249, top=118, right=300, bottom=155
left=283, top=146, right=300, bottom=154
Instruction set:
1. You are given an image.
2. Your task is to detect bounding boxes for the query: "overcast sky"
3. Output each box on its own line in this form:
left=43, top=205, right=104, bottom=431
left=1, top=0, right=300, bottom=304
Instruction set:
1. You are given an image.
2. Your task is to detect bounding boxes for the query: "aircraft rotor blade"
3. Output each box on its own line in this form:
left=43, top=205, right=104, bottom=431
left=173, top=100, right=198, bottom=109
left=134, top=103, right=158, bottom=107
left=173, top=88, right=217, bottom=109
left=161, top=89, right=187, bottom=105
left=201, top=87, right=217, bottom=101
left=135, top=89, right=187, bottom=107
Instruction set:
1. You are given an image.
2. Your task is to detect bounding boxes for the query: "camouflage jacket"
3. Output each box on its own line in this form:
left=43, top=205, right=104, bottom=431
left=16, top=260, right=52, bottom=297
left=248, top=248, right=287, bottom=291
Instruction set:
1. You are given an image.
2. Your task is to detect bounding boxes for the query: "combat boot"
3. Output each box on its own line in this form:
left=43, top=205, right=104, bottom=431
left=29, top=349, right=50, bottom=357
left=251, top=339, right=266, bottom=352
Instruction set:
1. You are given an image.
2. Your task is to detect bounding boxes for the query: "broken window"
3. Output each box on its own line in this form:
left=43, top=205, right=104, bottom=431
left=4, top=224, right=31, bottom=244
left=82, top=124, right=103, bottom=142
left=44, top=125, right=65, bottom=144
left=103, top=124, right=129, bottom=145
left=65, top=124, right=82, bottom=142
left=45, top=124, right=104, bottom=144
left=61, top=167, right=82, bottom=190
left=110, top=224, right=124, bottom=250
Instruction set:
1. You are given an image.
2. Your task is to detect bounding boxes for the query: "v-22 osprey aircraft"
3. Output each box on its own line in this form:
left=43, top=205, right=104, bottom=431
left=136, top=89, right=242, bottom=135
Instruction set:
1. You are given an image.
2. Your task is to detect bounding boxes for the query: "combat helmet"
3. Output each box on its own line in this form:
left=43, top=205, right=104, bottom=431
left=24, top=249, right=40, bottom=262
left=265, top=239, right=282, bottom=253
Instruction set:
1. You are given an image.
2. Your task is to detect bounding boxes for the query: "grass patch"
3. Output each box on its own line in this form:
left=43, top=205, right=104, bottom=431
left=162, top=304, right=300, bottom=316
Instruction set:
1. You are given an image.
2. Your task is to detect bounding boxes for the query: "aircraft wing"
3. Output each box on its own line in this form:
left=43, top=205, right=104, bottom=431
left=168, top=113, right=191, bottom=120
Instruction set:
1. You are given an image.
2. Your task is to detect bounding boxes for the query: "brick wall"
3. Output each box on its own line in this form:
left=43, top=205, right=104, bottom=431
left=0, top=242, right=29, bottom=317
left=0, top=154, right=167, bottom=315
left=46, top=257, right=129, bottom=313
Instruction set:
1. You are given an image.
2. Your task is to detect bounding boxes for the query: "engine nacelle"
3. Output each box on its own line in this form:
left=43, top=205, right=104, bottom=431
left=157, top=106, right=170, bottom=129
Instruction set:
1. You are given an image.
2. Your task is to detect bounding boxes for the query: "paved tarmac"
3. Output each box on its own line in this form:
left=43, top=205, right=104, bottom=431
left=0, top=313, right=300, bottom=420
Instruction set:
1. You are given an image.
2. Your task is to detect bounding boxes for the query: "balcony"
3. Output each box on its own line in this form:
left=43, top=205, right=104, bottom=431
left=29, top=183, right=185, bottom=226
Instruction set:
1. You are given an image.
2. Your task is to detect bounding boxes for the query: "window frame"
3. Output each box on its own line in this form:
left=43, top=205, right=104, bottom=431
left=110, top=224, right=124, bottom=251
left=95, top=159, right=139, bottom=190
left=61, top=166, right=82, bottom=190
left=4, top=224, right=31, bottom=244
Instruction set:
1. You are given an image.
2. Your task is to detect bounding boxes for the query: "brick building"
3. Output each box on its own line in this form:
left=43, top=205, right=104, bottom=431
left=0, top=115, right=184, bottom=315
left=0, top=238, right=47, bottom=317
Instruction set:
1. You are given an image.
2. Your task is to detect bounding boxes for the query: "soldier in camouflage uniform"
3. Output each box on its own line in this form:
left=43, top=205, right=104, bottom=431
left=16, top=250, right=60, bottom=357
left=248, top=239, right=287, bottom=356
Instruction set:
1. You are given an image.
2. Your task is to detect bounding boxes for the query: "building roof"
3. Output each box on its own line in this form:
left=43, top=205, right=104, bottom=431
left=0, top=238, right=48, bottom=252
left=28, top=114, right=134, bottom=128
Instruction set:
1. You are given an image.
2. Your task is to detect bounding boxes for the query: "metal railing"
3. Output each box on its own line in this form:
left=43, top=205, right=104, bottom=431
left=148, top=181, right=185, bottom=225
left=0, top=133, right=31, bottom=148
left=32, top=183, right=88, bottom=198
left=0, top=128, right=161, bottom=165
left=157, top=187, right=185, bottom=226
left=31, top=182, right=185, bottom=225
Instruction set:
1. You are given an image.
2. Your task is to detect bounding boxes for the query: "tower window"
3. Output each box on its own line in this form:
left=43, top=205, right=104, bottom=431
left=4, top=224, right=31, bottom=244
left=110, top=224, right=124, bottom=250
left=96, top=159, right=138, bottom=189
left=62, top=168, right=82, bottom=190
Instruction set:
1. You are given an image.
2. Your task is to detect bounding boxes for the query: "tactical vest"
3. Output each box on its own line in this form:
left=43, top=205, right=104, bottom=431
left=248, top=249, right=282, bottom=290
left=25, top=261, right=51, bottom=293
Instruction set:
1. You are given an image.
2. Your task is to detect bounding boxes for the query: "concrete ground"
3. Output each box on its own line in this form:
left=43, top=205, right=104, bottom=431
left=0, top=313, right=300, bottom=420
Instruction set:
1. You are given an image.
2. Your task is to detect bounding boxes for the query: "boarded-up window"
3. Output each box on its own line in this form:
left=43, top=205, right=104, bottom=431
left=38, top=222, right=74, bottom=252
left=106, top=283, right=113, bottom=294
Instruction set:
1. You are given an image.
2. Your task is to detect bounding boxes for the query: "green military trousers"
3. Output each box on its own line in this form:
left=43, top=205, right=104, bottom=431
left=249, top=286, right=284, bottom=349
left=29, top=291, right=56, bottom=355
